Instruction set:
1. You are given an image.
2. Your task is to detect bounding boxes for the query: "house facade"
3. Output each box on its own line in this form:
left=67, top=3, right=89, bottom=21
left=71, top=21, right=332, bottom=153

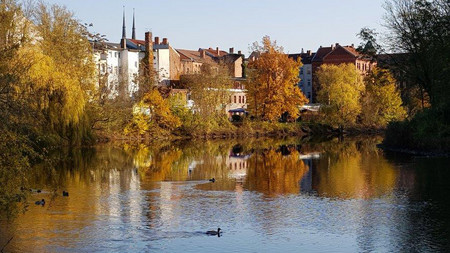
left=288, top=50, right=315, bottom=103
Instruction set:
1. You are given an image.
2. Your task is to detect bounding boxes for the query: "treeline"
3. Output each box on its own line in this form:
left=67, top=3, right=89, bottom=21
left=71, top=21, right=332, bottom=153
left=380, top=0, right=450, bottom=153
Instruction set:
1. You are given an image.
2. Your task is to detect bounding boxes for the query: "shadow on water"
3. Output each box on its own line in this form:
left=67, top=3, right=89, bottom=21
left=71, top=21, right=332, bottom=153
left=1, top=136, right=450, bottom=252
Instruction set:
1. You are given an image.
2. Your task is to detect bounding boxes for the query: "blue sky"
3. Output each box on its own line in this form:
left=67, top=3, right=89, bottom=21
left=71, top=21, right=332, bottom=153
left=44, top=0, right=386, bottom=55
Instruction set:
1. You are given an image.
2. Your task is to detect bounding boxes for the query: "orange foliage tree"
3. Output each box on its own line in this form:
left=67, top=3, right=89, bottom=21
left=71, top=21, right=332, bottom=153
left=246, top=36, right=308, bottom=121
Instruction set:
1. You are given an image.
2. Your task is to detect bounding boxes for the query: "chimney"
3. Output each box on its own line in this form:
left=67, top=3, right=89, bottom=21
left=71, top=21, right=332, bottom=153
left=144, top=32, right=154, bottom=75
left=216, top=47, right=219, bottom=55
left=145, top=32, right=153, bottom=52
left=162, top=38, right=168, bottom=45
left=238, top=50, right=242, bottom=55
left=229, top=47, right=234, bottom=54
left=155, top=37, right=159, bottom=45
left=307, top=50, right=311, bottom=56
left=336, top=43, right=340, bottom=47
left=200, top=49, right=206, bottom=58
left=351, top=43, right=355, bottom=47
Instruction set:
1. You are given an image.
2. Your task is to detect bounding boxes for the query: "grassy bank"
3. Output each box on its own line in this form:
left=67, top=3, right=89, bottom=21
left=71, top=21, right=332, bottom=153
left=95, top=119, right=389, bottom=143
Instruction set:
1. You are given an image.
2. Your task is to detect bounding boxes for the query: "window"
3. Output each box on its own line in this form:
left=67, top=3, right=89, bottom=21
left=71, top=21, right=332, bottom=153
left=239, top=96, right=241, bottom=103
left=307, top=92, right=311, bottom=99
left=307, top=80, right=311, bottom=86
left=118, top=52, right=121, bottom=58
left=234, top=96, right=237, bottom=103
left=300, top=68, right=303, bottom=75
left=135, top=61, right=138, bottom=67
left=115, top=52, right=117, bottom=58
left=307, top=69, right=311, bottom=74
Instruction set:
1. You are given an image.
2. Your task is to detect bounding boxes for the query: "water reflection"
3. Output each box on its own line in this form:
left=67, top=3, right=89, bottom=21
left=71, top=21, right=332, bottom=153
left=1, top=137, right=450, bottom=252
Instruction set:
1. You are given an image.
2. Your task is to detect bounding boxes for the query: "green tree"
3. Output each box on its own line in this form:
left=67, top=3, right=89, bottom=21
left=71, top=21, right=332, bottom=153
left=356, top=27, right=381, bottom=58
left=384, top=0, right=450, bottom=109
left=316, top=63, right=365, bottom=128
left=360, top=67, right=406, bottom=127
left=246, top=36, right=308, bottom=121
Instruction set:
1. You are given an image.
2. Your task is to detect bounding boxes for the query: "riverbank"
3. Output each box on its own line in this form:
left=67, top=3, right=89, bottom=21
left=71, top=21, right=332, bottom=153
left=381, top=107, right=450, bottom=157
left=94, top=121, right=387, bottom=143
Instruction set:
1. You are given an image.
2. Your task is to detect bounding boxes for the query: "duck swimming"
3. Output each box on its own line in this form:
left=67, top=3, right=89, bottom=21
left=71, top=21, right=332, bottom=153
left=206, top=228, right=221, bottom=236
left=209, top=178, right=216, bottom=183
left=35, top=199, right=45, bottom=206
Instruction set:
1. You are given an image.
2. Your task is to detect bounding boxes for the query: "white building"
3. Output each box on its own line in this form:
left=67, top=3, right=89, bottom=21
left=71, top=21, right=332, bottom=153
left=288, top=50, right=315, bottom=103
left=92, top=11, right=180, bottom=98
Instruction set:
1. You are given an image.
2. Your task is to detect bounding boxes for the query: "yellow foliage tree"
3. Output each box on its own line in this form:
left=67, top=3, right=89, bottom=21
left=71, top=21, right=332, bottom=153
left=246, top=36, right=308, bottom=121
left=316, top=63, right=365, bottom=128
left=361, top=67, right=406, bottom=127
left=125, top=89, right=181, bottom=136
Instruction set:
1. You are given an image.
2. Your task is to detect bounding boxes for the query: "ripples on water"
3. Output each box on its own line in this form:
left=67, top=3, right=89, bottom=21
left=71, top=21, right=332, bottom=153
left=1, top=137, right=450, bottom=252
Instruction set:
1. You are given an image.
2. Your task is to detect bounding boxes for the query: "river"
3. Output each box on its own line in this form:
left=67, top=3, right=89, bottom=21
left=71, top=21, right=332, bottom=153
left=1, top=136, right=449, bottom=252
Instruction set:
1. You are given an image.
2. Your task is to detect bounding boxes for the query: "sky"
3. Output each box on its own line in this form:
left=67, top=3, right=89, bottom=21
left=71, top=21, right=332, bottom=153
left=43, top=0, right=387, bottom=55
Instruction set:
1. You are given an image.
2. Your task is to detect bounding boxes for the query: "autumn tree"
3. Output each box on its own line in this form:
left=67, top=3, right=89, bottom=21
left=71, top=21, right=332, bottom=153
left=0, top=0, right=98, bottom=217
left=124, top=89, right=181, bottom=136
left=178, top=63, right=234, bottom=134
left=246, top=36, right=308, bottom=121
left=316, top=64, right=365, bottom=128
left=181, top=64, right=231, bottom=118
left=360, top=67, right=406, bottom=127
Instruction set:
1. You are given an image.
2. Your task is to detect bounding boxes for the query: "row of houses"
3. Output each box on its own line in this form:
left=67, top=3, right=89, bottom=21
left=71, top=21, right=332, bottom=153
left=92, top=12, right=376, bottom=117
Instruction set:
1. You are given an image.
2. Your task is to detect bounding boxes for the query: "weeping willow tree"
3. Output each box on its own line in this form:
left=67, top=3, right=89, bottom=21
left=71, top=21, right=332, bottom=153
left=32, top=2, right=96, bottom=145
left=0, top=0, right=97, bottom=218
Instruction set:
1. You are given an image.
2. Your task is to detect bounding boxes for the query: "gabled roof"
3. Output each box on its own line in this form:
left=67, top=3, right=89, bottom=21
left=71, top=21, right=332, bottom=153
left=203, top=47, right=228, bottom=57
left=176, top=49, right=215, bottom=64
left=312, top=46, right=333, bottom=62
left=342, top=46, right=360, bottom=57
left=322, top=45, right=358, bottom=61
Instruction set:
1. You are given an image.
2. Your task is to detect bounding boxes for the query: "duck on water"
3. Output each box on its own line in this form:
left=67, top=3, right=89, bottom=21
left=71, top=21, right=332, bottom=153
left=206, top=228, right=221, bottom=236
left=35, top=199, right=45, bottom=206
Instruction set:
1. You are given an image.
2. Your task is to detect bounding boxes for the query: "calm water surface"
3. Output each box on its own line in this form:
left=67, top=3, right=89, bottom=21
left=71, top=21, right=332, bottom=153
left=1, top=137, right=450, bottom=252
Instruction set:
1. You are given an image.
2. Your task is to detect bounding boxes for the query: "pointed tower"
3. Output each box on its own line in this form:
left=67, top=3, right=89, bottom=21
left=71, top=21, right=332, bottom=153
left=121, top=6, right=126, bottom=48
left=132, top=9, right=136, bottom=40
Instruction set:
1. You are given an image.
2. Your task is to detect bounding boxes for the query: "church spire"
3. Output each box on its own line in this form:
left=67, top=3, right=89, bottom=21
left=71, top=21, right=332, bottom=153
left=132, top=9, right=136, bottom=40
left=122, top=6, right=126, bottom=39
